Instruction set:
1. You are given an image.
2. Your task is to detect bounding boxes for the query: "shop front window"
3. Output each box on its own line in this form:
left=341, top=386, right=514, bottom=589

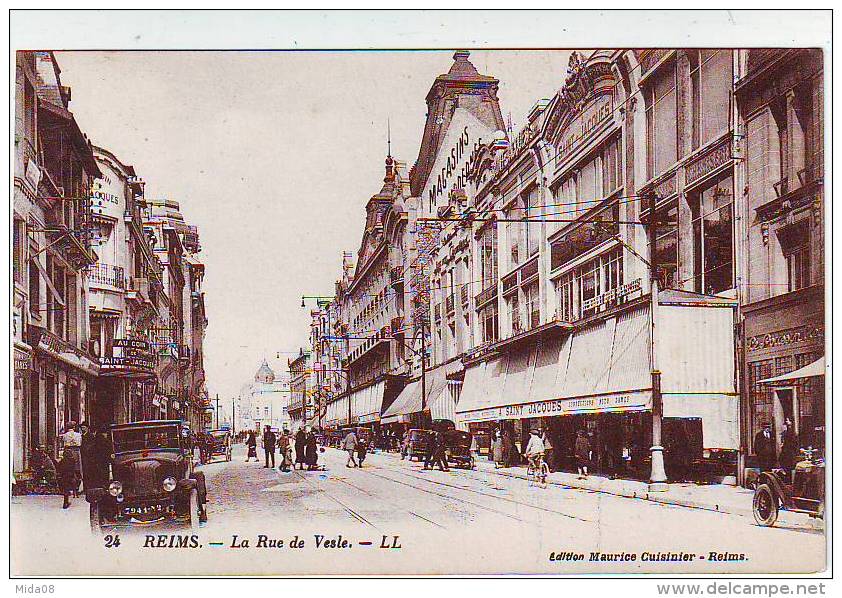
left=691, top=175, right=734, bottom=295
left=690, top=49, right=733, bottom=150
left=646, top=61, right=678, bottom=179
left=480, top=303, right=499, bottom=344
left=555, top=272, right=575, bottom=322
left=524, top=282, right=539, bottom=330
left=654, top=204, right=679, bottom=289
left=507, top=293, right=521, bottom=334
left=579, top=258, right=601, bottom=317
left=778, top=220, right=811, bottom=293
left=478, top=225, right=497, bottom=290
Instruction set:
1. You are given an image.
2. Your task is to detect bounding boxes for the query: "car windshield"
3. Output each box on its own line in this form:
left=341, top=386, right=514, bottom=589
left=210, top=431, right=227, bottom=438
left=112, top=426, right=181, bottom=452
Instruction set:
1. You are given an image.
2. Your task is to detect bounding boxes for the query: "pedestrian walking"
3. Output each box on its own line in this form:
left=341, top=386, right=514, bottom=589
left=80, top=424, right=111, bottom=494
left=59, top=422, right=82, bottom=496
left=754, top=421, right=776, bottom=471
left=356, top=435, right=368, bottom=468
left=263, top=425, right=277, bottom=468
left=294, top=428, right=307, bottom=470
left=342, top=429, right=358, bottom=467
left=56, top=448, right=79, bottom=509
left=779, top=418, right=798, bottom=472
left=276, top=429, right=290, bottom=471
left=492, top=429, right=504, bottom=468
left=425, top=431, right=450, bottom=472
left=400, top=430, right=410, bottom=460
left=575, top=429, right=591, bottom=479
left=245, top=430, right=258, bottom=462
left=305, top=429, right=319, bottom=470
left=502, top=428, right=516, bottom=467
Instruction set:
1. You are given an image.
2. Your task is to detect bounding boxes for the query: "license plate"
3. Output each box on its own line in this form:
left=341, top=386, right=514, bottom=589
left=121, top=503, right=175, bottom=518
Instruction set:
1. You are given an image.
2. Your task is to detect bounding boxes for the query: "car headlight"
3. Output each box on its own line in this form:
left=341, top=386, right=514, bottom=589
left=108, top=481, right=122, bottom=497
left=162, top=477, right=177, bottom=492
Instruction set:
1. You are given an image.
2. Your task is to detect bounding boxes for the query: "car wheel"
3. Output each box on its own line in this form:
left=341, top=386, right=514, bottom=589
left=753, top=484, right=779, bottom=526
left=188, top=489, right=200, bottom=531
left=89, top=502, right=102, bottom=534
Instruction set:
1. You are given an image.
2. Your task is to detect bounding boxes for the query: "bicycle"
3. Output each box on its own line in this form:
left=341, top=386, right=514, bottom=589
left=526, top=453, right=549, bottom=488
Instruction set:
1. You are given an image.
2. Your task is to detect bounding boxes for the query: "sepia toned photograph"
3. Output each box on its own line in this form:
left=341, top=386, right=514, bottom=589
left=7, top=10, right=830, bottom=580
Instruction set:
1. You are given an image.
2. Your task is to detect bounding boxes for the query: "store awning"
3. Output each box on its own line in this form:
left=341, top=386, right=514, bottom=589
left=760, top=357, right=825, bottom=383
left=457, top=306, right=652, bottom=422
left=381, top=364, right=449, bottom=422
left=351, top=381, right=385, bottom=424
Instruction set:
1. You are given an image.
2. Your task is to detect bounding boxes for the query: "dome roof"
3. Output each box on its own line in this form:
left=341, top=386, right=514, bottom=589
left=254, top=359, right=276, bottom=384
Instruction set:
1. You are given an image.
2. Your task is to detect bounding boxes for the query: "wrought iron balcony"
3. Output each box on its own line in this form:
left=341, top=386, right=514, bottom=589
left=445, top=294, right=455, bottom=315
left=88, top=263, right=125, bottom=289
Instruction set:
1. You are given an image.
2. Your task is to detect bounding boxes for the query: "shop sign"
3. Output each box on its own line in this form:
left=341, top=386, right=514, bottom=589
left=685, top=139, right=731, bottom=186
left=581, top=277, right=643, bottom=312
left=14, top=348, right=33, bottom=372
left=100, top=355, right=157, bottom=371
left=746, top=325, right=824, bottom=354
left=358, top=413, right=379, bottom=424
left=555, top=95, right=612, bottom=165
left=113, top=338, right=151, bottom=351
left=462, top=390, right=650, bottom=422
left=36, top=329, right=100, bottom=376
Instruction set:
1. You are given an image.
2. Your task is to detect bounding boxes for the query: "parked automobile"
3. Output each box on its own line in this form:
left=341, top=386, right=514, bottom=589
left=443, top=429, right=475, bottom=469
left=87, top=420, right=208, bottom=533
left=204, top=429, right=232, bottom=463
left=753, top=448, right=825, bottom=527
left=405, top=429, right=433, bottom=461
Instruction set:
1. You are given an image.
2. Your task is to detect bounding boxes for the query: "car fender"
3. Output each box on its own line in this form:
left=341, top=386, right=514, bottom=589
left=86, top=487, right=106, bottom=503
left=757, top=472, right=788, bottom=503
left=177, top=478, right=198, bottom=494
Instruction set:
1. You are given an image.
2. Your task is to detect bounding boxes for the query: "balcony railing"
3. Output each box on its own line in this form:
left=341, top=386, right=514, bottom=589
left=389, top=265, right=404, bottom=286
left=460, top=285, right=469, bottom=307
left=88, top=263, right=125, bottom=289
left=445, top=294, right=455, bottom=315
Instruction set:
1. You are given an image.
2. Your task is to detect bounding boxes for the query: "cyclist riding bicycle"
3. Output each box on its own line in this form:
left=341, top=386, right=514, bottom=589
left=524, top=429, right=546, bottom=470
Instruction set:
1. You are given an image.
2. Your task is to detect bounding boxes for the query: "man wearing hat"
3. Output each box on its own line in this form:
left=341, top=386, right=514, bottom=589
left=754, top=421, right=776, bottom=471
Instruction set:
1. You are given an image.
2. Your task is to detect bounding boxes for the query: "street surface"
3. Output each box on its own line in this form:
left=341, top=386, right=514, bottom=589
left=11, top=445, right=825, bottom=575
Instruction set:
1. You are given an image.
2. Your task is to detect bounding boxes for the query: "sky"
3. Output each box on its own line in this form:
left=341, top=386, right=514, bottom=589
left=55, top=49, right=574, bottom=408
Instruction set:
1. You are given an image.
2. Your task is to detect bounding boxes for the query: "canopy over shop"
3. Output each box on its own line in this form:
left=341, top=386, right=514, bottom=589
left=457, top=296, right=738, bottom=477
left=381, top=361, right=461, bottom=426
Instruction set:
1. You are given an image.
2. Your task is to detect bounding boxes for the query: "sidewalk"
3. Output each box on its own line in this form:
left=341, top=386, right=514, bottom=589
left=371, top=448, right=758, bottom=518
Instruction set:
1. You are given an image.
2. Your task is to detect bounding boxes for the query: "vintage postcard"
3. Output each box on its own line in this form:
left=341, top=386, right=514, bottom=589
left=7, top=10, right=831, bottom=579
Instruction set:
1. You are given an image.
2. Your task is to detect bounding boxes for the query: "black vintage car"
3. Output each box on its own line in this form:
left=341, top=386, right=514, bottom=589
left=88, top=420, right=208, bottom=532
left=753, top=448, right=825, bottom=527
left=203, top=429, right=232, bottom=463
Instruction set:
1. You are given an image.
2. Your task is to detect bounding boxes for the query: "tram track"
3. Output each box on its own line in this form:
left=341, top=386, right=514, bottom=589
left=359, top=458, right=598, bottom=525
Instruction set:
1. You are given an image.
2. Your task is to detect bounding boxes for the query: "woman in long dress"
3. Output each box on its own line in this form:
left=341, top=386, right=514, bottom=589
left=305, top=431, right=318, bottom=470
left=294, top=429, right=307, bottom=470
left=492, top=430, right=504, bottom=468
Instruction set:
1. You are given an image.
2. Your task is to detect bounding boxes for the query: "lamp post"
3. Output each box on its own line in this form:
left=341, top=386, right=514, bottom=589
left=646, top=191, right=668, bottom=492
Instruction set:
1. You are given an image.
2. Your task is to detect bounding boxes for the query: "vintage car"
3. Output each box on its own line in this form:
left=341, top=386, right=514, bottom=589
left=753, top=448, right=825, bottom=527
left=88, top=420, right=208, bottom=532
left=405, top=429, right=433, bottom=461
left=443, top=429, right=475, bottom=469
left=204, top=429, right=232, bottom=463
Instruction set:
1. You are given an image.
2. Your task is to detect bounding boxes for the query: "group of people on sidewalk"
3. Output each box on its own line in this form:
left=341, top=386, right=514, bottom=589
left=492, top=427, right=593, bottom=480
left=244, top=427, right=320, bottom=472
left=54, top=421, right=113, bottom=510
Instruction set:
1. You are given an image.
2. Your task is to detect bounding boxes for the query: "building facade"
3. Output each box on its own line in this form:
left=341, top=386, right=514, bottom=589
left=12, top=51, right=210, bottom=482
left=734, top=49, right=825, bottom=473
left=237, top=359, right=291, bottom=434
left=13, top=51, right=101, bottom=474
